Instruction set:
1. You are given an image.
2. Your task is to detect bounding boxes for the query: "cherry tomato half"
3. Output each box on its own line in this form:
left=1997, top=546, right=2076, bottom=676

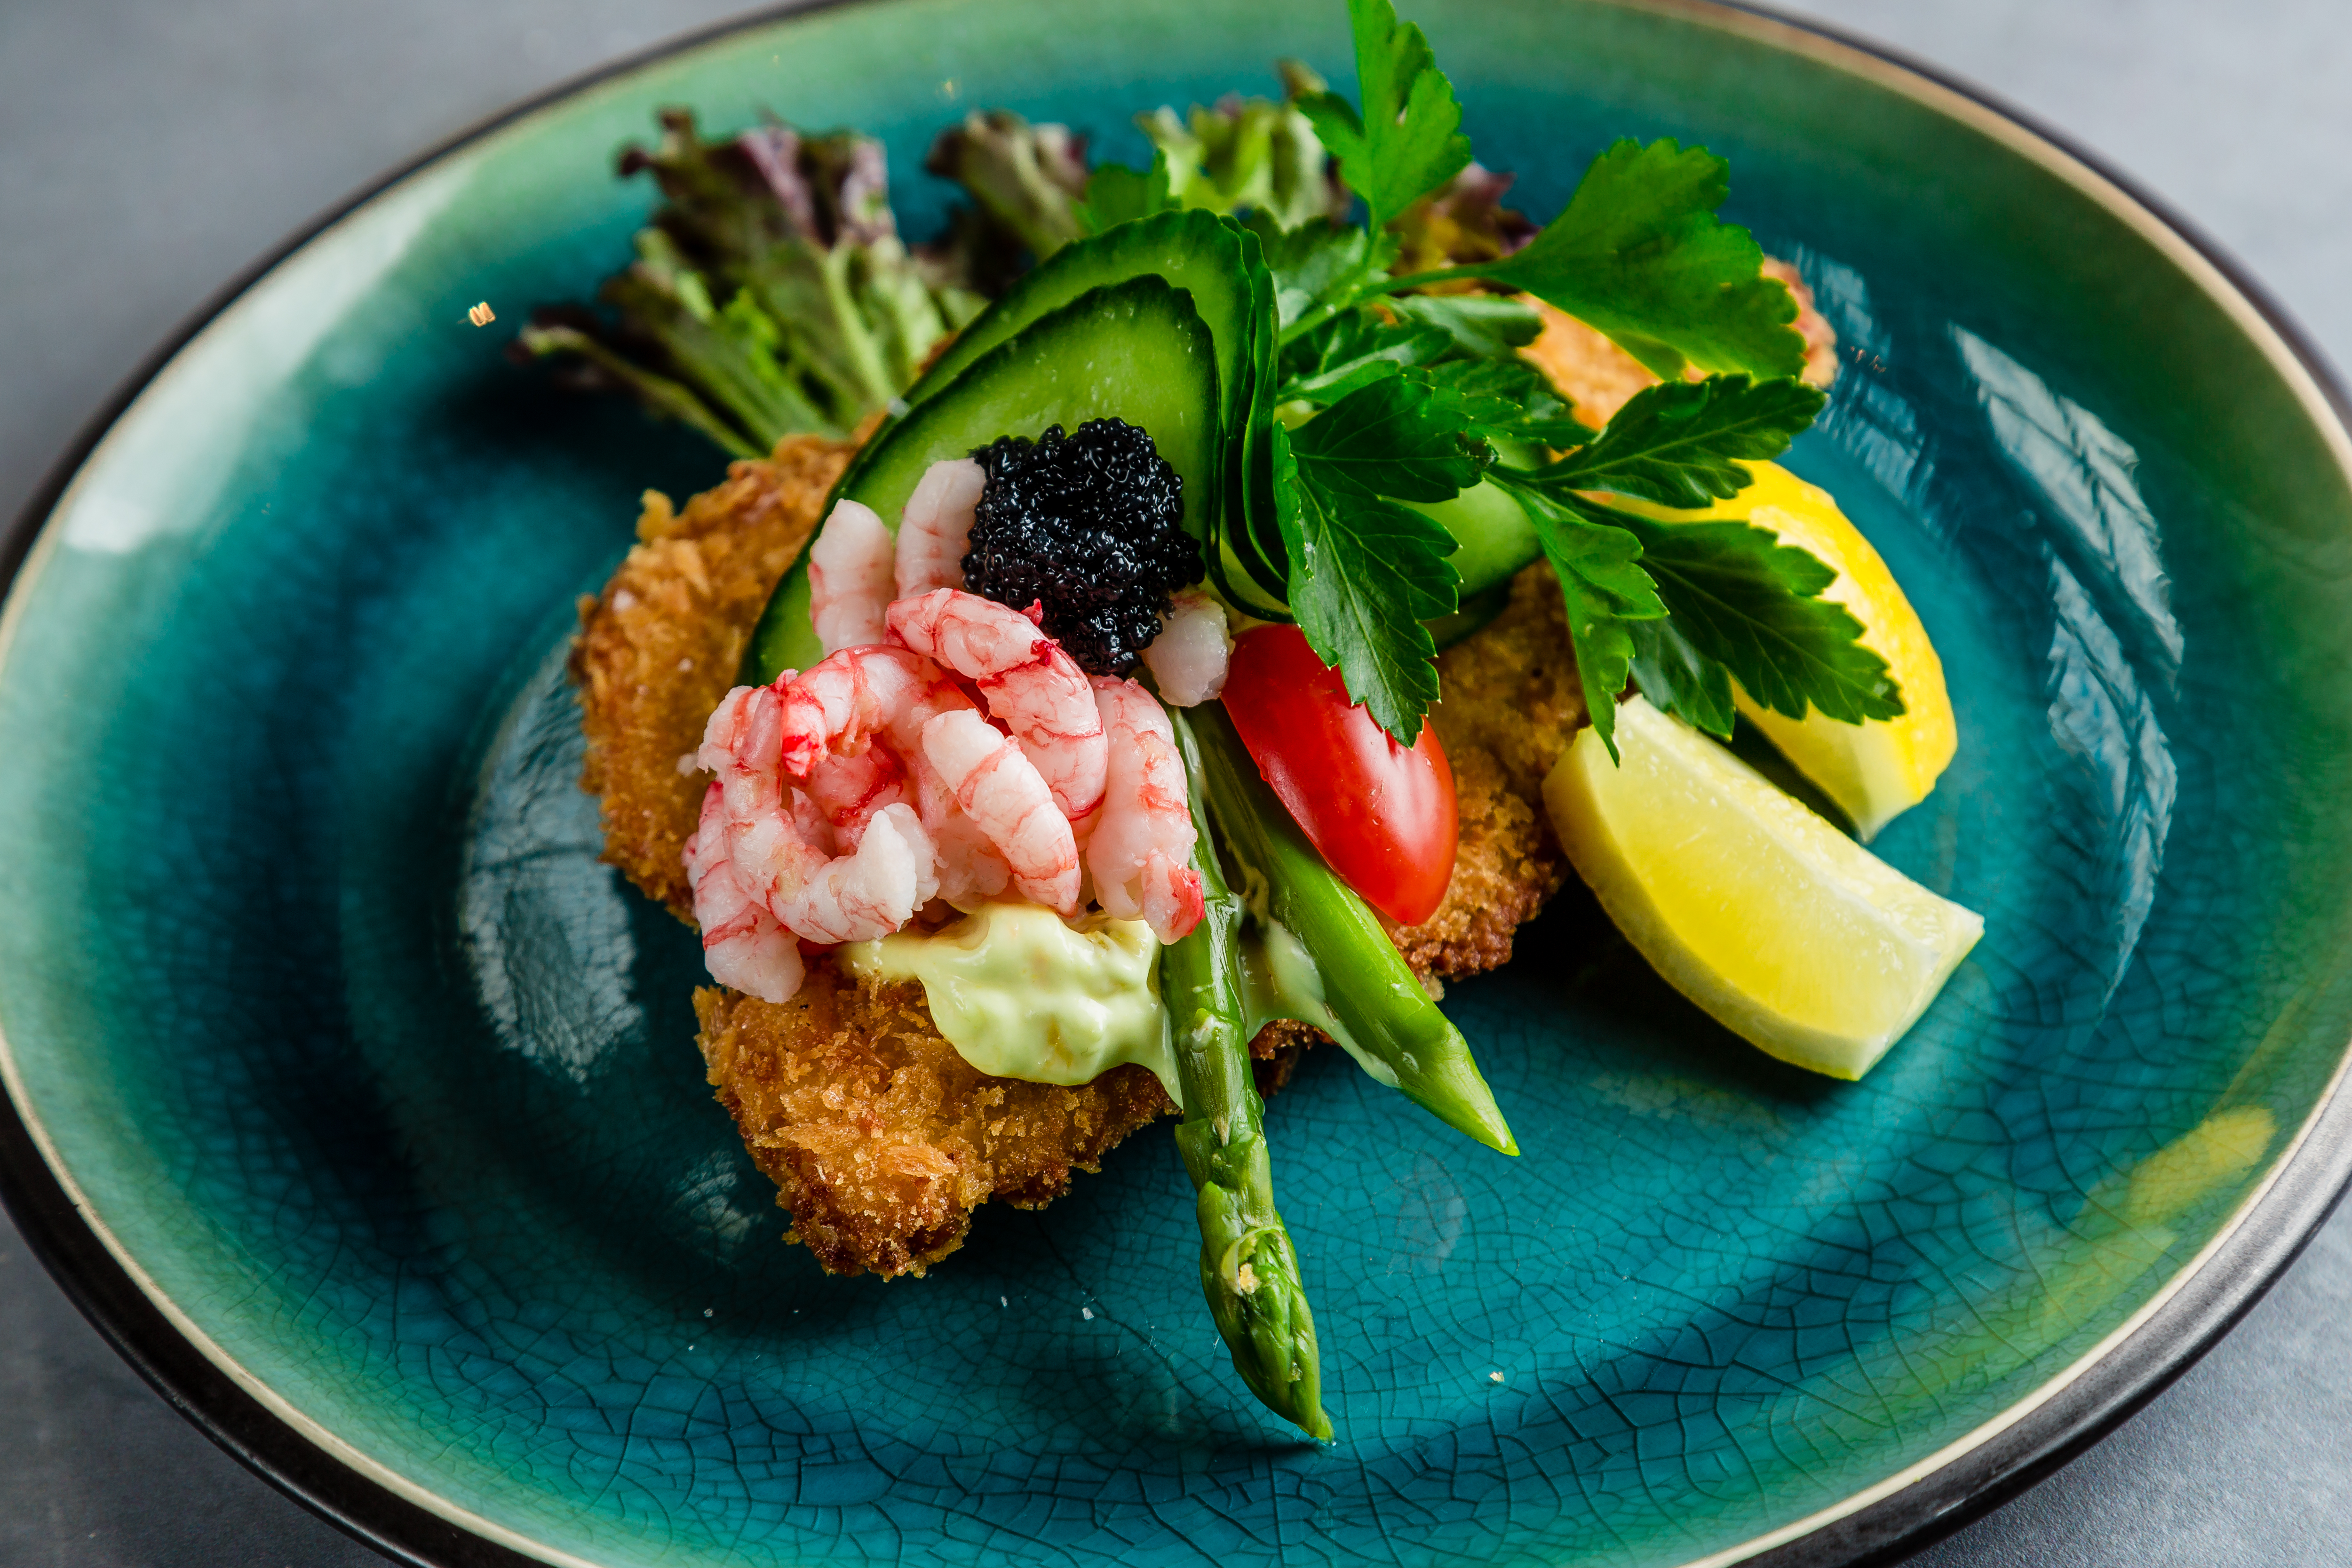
left=1220, top=625, right=1456, bottom=926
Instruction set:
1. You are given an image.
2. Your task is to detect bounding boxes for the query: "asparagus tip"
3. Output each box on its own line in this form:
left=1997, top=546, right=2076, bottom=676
left=1405, top=1068, right=1518, bottom=1155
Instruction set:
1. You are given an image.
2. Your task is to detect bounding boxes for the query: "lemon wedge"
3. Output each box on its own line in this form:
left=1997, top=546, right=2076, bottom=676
left=1615, top=462, right=1955, bottom=840
left=1544, top=696, right=1982, bottom=1079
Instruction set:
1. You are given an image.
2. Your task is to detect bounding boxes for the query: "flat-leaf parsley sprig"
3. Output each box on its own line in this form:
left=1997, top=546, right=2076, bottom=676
left=1208, top=0, right=1897, bottom=750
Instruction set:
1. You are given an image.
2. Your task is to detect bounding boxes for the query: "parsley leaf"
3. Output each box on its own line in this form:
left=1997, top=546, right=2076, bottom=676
left=1285, top=374, right=1487, bottom=501
left=1295, top=0, right=1473, bottom=232
left=1627, top=617, right=1737, bottom=737
left=1273, top=422, right=1460, bottom=741
left=1494, top=480, right=1664, bottom=758
left=1277, top=307, right=1451, bottom=404
left=1249, top=216, right=1398, bottom=335
left=1467, top=139, right=1806, bottom=381
left=1590, top=502, right=1905, bottom=724
left=1418, top=356, right=1594, bottom=448
left=1539, top=374, right=1823, bottom=506
left=1383, top=292, right=1544, bottom=358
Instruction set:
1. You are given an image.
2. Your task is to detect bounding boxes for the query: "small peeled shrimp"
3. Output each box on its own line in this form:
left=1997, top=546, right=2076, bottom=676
left=1138, top=589, right=1232, bottom=708
left=887, top=588, right=1108, bottom=824
left=807, top=499, right=897, bottom=654
left=1087, top=677, right=1205, bottom=942
left=726, top=787, right=935, bottom=946
left=769, top=801, right=937, bottom=944
left=775, top=644, right=1010, bottom=903
left=920, top=707, right=1081, bottom=912
left=694, top=678, right=939, bottom=947
left=684, top=785, right=804, bottom=1003
left=697, top=682, right=789, bottom=831
left=774, top=644, right=931, bottom=834
left=895, top=457, right=984, bottom=598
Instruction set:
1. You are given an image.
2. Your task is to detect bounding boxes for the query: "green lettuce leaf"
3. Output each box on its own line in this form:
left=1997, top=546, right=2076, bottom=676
left=1076, top=148, right=1176, bottom=233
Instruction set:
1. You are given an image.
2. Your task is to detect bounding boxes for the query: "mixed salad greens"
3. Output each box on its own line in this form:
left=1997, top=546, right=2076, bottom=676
left=529, top=0, right=1923, bottom=1440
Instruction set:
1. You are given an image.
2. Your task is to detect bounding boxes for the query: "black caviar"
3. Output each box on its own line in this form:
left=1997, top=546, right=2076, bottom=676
left=962, top=419, right=1202, bottom=677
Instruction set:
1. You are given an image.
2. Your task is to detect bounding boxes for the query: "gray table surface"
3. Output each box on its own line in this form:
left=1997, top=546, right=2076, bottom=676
left=3, top=1, right=2349, bottom=1564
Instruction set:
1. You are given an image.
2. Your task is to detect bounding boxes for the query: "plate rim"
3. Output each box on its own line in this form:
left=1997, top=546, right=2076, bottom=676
left=3, top=1, right=2350, bottom=1565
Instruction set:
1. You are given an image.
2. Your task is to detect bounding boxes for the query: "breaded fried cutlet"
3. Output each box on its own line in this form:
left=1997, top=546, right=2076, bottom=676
left=572, top=436, right=1209, bottom=1276
left=573, top=446, right=1586, bottom=1279
left=1401, top=563, right=1585, bottom=978
left=695, top=970, right=1174, bottom=1277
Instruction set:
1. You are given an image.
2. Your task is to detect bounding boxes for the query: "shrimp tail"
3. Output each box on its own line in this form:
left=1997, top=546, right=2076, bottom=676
left=1140, top=850, right=1206, bottom=945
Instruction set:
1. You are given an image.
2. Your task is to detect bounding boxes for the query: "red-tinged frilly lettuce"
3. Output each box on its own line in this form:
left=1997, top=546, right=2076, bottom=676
left=921, top=109, right=1092, bottom=292
left=1388, top=163, right=1537, bottom=278
left=516, top=110, right=984, bottom=457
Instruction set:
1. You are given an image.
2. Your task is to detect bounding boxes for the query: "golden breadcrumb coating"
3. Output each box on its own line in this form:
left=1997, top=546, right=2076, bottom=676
left=1761, top=257, right=1843, bottom=390
left=571, top=435, right=1197, bottom=1278
left=695, top=971, right=1173, bottom=1278
left=571, top=434, right=857, bottom=920
left=1394, top=560, right=1587, bottom=977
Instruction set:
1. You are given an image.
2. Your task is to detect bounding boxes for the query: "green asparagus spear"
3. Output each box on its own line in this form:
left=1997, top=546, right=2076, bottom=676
left=1163, top=708, right=1331, bottom=1441
left=1191, top=703, right=1518, bottom=1155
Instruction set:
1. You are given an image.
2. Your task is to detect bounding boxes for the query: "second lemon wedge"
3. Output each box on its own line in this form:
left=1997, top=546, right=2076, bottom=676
left=1545, top=697, right=1982, bottom=1080
left=1615, top=462, right=1956, bottom=840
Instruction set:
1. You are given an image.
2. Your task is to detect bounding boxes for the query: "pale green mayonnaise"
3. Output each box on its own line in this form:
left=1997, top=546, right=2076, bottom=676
left=839, top=903, right=1184, bottom=1106
left=1238, top=917, right=1400, bottom=1090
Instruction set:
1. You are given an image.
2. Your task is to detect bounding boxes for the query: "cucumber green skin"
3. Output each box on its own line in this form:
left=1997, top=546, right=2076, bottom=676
left=918, top=210, right=1281, bottom=614
left=1224, top=248, right=1290, bottom=618
left=741, top=275, right=1222, bottom=684
left=917, top=210, right=1258, bottom=436
left=1403, top=478, right=1542, bottom=598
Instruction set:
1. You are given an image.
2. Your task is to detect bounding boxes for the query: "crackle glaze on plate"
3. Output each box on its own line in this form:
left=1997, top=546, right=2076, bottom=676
left=6, top=1, right=2352, bottom=1565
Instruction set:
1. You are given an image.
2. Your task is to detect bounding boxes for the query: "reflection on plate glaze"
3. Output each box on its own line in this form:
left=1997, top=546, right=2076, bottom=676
left=2047, top=555, right=2176, bottom=993
left=1802, top=260, right=2179, bottom=1016
left=1904, top=1105, right=2274, bottom=1408
left=458, top=639, right=644, bottom=1088
left=1955, top=327, right=2181, bottom=678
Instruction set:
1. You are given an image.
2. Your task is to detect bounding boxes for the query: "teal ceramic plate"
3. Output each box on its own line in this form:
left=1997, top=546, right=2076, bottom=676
left=7, top=2, right=2352, bottom=1564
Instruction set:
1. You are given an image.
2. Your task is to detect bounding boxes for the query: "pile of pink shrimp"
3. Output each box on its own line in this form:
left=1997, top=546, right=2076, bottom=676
left=683, top=464, right=1227, bottom=1003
